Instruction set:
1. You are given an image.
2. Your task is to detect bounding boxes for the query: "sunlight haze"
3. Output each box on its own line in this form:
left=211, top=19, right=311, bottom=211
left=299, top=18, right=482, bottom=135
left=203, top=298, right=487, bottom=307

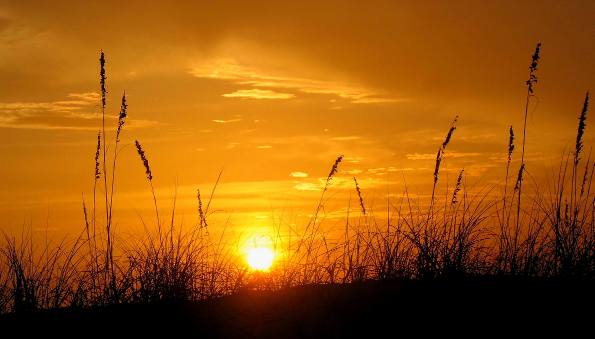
left=0, top=0, right=593, bottom=239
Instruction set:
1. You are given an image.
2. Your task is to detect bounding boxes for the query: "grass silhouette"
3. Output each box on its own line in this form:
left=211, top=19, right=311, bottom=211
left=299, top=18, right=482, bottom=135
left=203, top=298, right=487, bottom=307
left=0, top=43, right=592, bottom=318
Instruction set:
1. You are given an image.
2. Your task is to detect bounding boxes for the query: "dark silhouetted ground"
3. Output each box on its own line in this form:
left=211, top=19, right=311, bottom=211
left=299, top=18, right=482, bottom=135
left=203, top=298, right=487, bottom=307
left=1, top=278, right=592, bottom=337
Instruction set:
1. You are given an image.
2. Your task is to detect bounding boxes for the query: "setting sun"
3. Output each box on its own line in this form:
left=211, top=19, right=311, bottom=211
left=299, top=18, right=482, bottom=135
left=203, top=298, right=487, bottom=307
left=246, top=247, right=275, bottom=271
left=0, top=1, right=592, bottom=335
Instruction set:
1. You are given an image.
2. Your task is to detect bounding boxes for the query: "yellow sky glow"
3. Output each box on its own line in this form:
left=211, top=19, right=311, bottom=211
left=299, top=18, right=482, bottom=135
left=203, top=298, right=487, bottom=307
left=0, top=0, right=593, bottom=242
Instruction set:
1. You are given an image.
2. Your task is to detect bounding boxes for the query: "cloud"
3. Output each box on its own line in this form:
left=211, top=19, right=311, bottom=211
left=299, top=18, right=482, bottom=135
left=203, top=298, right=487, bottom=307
left=406, top=152, right=482, bottom=160
left=212, top=118, right=242, bottom=123
left=67, top=92, right=100, bottom=101
left=0, top=92, right=157, bottom=130
left=343, top=156, right=363, bottom=164
left=190, top=58, right=403, bottom=104
left=367, top=166, right=418, bottom=175
left=329, top=136, right=362, bottom=141
left=351, top=97, right=409, bottom=104
left=345, top=169, right=363, bottom=175
left=294, top=182, right=320, bottom=191
left=257, top=145, right=272, bottom=149
left=290, top=171, right=309, bottom=178
left=225, top=142, right=240, bottom=149
left=222, top=89, right=295, bottom=100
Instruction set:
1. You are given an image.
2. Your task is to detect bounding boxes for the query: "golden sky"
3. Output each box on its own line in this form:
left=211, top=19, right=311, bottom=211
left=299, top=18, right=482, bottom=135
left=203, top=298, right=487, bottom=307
left=0, top=1, right=593, bottom=235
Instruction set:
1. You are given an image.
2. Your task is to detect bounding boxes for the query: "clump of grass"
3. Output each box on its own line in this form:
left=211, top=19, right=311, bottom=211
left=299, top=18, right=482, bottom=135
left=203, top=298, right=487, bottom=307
left=408, top=115, right=461, bottom=279
left=1, top=43, right=593, bottom=315
left=289, top=155, right=344, bottom=285
left=1, top=231, right=86, bottom=312
left=541, top=91, right=593, bottom=278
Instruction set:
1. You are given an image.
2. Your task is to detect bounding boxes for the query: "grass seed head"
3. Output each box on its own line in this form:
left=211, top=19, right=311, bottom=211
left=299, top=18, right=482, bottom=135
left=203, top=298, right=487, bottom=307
left=526, top=43, right=541, bottom=95
left=514, top=163, right=525, bottom=191
left=94, top=132, right=101, bottom=180
left=452, top=169, right=464, bottom=204
left=575, top=92, right=589, bottom=165
left=99, top=51, right=107, bottom=108
left=135, top=140, right=153, bottom=181
left=115, top=92, right=128, bottom=142
left=353, top=177, right=366, bottom=215
left=327, top=155, right=343, bottom=183
left=508, top=126, right=515, bottom=163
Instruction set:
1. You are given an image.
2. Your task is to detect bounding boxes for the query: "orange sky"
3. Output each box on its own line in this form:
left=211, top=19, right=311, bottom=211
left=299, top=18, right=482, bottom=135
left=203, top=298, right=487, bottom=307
left=0, top=1, right=593, bottom=237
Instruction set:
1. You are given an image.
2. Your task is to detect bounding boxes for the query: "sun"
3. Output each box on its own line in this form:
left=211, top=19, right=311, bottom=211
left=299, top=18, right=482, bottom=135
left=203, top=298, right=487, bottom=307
left=246, top=247, right=275, bottom=271
left=242, top=233, right=276, bottom=271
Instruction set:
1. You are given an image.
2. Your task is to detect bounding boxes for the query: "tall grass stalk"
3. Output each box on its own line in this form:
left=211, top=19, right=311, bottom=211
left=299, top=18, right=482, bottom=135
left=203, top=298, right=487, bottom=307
left=516, top=43, right=542, bottom=238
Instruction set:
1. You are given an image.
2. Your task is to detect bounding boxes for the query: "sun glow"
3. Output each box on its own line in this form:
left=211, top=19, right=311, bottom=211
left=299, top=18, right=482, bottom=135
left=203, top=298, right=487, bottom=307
left=246, top=247, right=275, bottom=271
left=243, top=234, right=276, bottom=271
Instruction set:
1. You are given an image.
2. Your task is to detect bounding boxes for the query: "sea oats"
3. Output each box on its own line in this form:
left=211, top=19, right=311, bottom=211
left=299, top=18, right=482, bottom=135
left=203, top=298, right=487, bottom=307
left=433, top=116, right=458, bottom=185
left=353, top=177, right=366, bottom=215
left=115, top=92, right=128, bottom=142
left=526, top=43, right=541, bottom=95
left=574, top=92, right=589, bottom=165
left=508, top=126, right=515, bottom=163
left=452, top=169, right=464, bottom=204
left=135, top=140, right=153, bottom=181
left=99, top=51, right=107, bottom=109
left=94, top=132, right=101, bottom=180
left=514, top=164, right=525, bottom=191
left=197, top=188, right=207, bottom=228
left=327, top=155, right=343, bottom=183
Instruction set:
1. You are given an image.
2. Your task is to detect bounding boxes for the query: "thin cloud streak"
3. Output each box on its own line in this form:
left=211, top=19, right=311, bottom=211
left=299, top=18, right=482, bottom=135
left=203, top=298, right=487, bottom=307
left=190, top=58, right=404, bottom=104
left=406, top=152, right=482, bottom=160
left=212, top=119, right=242, bottom=123
left=222, top=89, right=295, bottom=99
left=0, top=92, right=157, bottom=130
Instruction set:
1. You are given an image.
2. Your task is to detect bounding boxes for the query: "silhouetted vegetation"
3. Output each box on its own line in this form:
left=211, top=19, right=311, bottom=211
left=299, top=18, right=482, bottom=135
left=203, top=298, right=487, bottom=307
left=0, top=43, right=592, bottom=315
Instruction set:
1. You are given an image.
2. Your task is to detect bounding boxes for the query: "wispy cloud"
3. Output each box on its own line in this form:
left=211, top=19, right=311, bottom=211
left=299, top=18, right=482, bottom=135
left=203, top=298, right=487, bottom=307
left=223, top=89, right=295, bottom=100
left=225, top=142, right=240, bottom=149
left=345, top=169, right=363, bottom=175
left=190, top=58, right=404, bottom=104
left=290, top=171, right=309, bottom=178
left=0, top=92, right=157, bottom=130
left=344, top=156, right=363, bottom=164
left=257, top=145, right=273, bottom=149
left=351, top=97, right=408, bottom=104
left=212, top=119, right=242, bottom=123
left=294, top=182, right=320, bottom=191
left=66, top=92, right=100, bottom=101
left=406, top=152, right=482, bottom=160
left=367, top=166, right=418, bottom=176
left=329, top=136, right=362, bottom=141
